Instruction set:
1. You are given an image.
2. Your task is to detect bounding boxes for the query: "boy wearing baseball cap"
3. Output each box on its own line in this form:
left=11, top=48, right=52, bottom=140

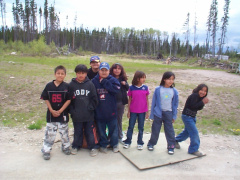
left=92, top=62, right=120, bottom=153
left=87, top=55, right=100, bottom=80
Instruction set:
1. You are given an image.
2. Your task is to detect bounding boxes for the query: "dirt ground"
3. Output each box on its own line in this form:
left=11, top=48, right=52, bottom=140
left=0, top=69, right=240, bottom=179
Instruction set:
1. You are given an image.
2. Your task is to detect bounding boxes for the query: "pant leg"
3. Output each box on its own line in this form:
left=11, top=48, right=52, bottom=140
left=72, top=122, right=84, bottom=149
left=107, top=118, right=118, bottom=147
left=58, top=122, right=71, bottom=150
left=84, top=121, right=96, bottom=149
left=181, top=114, right=200, bottom=153
left=162, top=111, right=175, bottom=149
left=117, top=102, right=125, bottom=139
left=125, top=113, right=137, bottom=145
left=96, top=120, right=108, bottom=148
left=137, top=112, right=146, bottom=145
left=41, top=122, right=58, bottom=154
left=148, top=115, right=163, bottom=146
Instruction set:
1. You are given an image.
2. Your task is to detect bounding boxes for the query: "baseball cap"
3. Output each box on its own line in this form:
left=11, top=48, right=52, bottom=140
left=99, top=62, right=110, bottom=70
left=90, top=56, right=100, bottom=63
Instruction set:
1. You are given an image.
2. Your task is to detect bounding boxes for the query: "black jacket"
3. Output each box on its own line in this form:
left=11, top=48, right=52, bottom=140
left=115, top=77, right=129, bottom=105
left=69, top=77, right=98, bottom=122
left=182, top=93, right=205, bottom=117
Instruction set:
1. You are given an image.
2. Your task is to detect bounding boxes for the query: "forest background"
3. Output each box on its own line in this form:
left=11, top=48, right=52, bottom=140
left=0, top=0, right=240, bottom=60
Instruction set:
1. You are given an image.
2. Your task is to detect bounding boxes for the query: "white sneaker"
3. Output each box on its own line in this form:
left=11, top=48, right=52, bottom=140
left=71, top=148, right=78, bottom=155
left=123, top=144, right=130, bottom=149
left=137, top=145, right=143, bottom=150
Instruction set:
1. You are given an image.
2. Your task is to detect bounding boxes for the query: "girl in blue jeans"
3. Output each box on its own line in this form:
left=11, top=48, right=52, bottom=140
left=147, top=71, right=179, bottom=155
left=123, top=71, right=149, bottom=150
left=175, top=84, right=209, bottom=157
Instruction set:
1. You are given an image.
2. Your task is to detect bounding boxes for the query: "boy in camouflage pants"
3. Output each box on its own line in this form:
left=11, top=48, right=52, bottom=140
left=40, top=65, right=73, bottom=160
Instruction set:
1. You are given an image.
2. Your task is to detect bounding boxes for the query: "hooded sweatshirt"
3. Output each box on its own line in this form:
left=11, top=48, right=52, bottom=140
left=69, top=77, right=98, bottom=122
left=92, top=74, right=120, bottom=121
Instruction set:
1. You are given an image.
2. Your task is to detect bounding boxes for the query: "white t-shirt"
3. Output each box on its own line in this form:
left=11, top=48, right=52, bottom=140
left=160, top=86, right=174, bottom=111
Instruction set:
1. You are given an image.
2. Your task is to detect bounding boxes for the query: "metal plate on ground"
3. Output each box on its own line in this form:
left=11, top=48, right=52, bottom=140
left=119, top=133, right=206, bottom=170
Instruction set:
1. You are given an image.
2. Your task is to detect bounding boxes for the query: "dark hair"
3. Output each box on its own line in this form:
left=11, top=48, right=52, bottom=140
left=160, top=71, right=175, bottom=87
left=110, top=63, right=128, bottom=81
left=55, top=65, right=66, bottom=74
left=193, top=84, right=208, bottom=97
left=132, top=71, right=146, bottom=85
left=75, top=64, right=88, bottom=73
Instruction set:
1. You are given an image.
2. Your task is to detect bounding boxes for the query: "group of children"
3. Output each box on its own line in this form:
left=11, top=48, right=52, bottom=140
left=41, top=55, right=209, bottom=160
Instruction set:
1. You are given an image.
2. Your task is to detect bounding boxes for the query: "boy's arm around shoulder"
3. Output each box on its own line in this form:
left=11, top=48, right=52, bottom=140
left=172, top=88, right=179, bottom=120
left=100, top=77, right=120, bottom=94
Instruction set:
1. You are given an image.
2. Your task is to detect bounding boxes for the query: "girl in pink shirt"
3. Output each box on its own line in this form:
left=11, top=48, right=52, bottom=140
left=123, top=71, right=149, bottom=150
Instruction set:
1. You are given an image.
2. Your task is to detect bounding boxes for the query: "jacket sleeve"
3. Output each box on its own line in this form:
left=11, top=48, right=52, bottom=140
left=149, top=88, right=157, bottom=120
left=122, top=81, right=129, bottom=91
left=188, top=93, right=205, bottom=110
left=172, top=88, right=179, bottom=120
left=101, top=78, right=120, bottom=94
left=88, top=83, right=98, bottom=111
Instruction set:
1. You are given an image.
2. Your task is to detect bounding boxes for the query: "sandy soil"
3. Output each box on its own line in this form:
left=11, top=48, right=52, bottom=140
left=0, top=69, right=240, bottom=179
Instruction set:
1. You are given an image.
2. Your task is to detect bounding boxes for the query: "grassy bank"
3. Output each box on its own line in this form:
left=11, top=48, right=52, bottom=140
left=0, top=54, right=239, bottom=135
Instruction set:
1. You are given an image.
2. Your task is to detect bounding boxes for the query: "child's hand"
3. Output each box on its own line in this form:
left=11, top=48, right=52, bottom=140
left=127, top=111, right=130, bottom=118
left=146, top=111, right=149, bottom=119
left=172, top=119, right=175, bottom=123
left=202, top=97, right=209, bottom=104
left=121, top=81, right=126, bottom=85
left=51, top=110, right=60, bottom=117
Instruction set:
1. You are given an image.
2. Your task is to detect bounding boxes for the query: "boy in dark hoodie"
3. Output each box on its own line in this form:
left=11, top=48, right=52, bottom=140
left=69, top=64, right=98, bottom=156
left=92, top=62, right=120, bottom=153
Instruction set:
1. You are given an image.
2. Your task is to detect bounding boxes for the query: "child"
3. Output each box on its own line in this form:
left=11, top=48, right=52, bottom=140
left=147, top=71, right=179, bottom=155
left=123, top=71, right=149, bottom=150
left=175, top=84, right=209, bottom=157
left=87, top=55, right=100, bottom=80
left=69, top=64, right=98, bottom=157
left=92, top=62, right=120, bottom=153
left=110, top=63, right=129, bottom=144
left=40, top=65, right=72, bottom=160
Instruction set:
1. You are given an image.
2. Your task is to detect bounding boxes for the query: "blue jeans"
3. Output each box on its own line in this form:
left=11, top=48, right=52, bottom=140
left=175, top=114, right=200, bottom=154
left=148, top=111, right=175, bottom=149
left=124, top=112, right=145, bottom=145
left=72, top=121, right=95, bottom=150
left=96, top=118, right=118, bottom=148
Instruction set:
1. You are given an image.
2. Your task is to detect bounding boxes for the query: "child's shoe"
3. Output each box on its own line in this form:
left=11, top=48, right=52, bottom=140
left=123, top=144, right=130, bottom=149
left=191, top=151, right=203, bottom=157
left=168, top=148, right=174, bottom=155
left=113, top=146, right=119, bottom=153
left=175, top=141, right=180, bottom=149
left=137, top=144, right=143, bottom=150
left=62, top=147, right=71, bottom=155
left=90, top=149, right=98, bottom=157
left=43, top=153, right=50, bottom=160
left=71, top=148, right=78, bottom=155
left=147, top=145, right=154, bottom=151
left=99, top=147, right=108, bottom=154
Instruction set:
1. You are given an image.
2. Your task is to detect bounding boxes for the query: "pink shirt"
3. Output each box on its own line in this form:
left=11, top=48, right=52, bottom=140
left=128, top=85, right=150, bottom=113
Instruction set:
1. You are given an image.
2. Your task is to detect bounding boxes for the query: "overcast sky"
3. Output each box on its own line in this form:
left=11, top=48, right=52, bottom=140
left=3, top=0, right=240, bottom=51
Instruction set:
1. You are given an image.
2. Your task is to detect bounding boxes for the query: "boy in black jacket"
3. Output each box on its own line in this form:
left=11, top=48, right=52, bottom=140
left=69, top=64, right=98, bottom=156
left=92, top=62, right=120, bottom=153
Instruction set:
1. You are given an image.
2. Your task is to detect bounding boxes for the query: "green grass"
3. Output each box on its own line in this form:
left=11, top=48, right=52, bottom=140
left=0, top=54, right=240, bottom=136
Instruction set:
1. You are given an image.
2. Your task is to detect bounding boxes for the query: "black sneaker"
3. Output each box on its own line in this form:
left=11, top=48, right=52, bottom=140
left=147, top=145, right=154, bottom=151
left=43, top=153, right=50, bottom=160
left=168, top=148, right=174, bottom=155
left=175, top=141, right=180, bottom=149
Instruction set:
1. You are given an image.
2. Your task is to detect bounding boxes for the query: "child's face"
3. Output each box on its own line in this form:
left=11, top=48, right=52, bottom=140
left=163, top=75, right=175, bottom=88
left=138, top=77, right=146, bottom=85
left=90, top=61, right=100, bottom=69
left=99, top=68, right=109, bottom=79
left=113, top=66, right=121, bottom=77
left=76, top=72, right=87, bottom=82
left=199, top=87, right=207, bottom=97
left=55, top=69, right=66, bottom=82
